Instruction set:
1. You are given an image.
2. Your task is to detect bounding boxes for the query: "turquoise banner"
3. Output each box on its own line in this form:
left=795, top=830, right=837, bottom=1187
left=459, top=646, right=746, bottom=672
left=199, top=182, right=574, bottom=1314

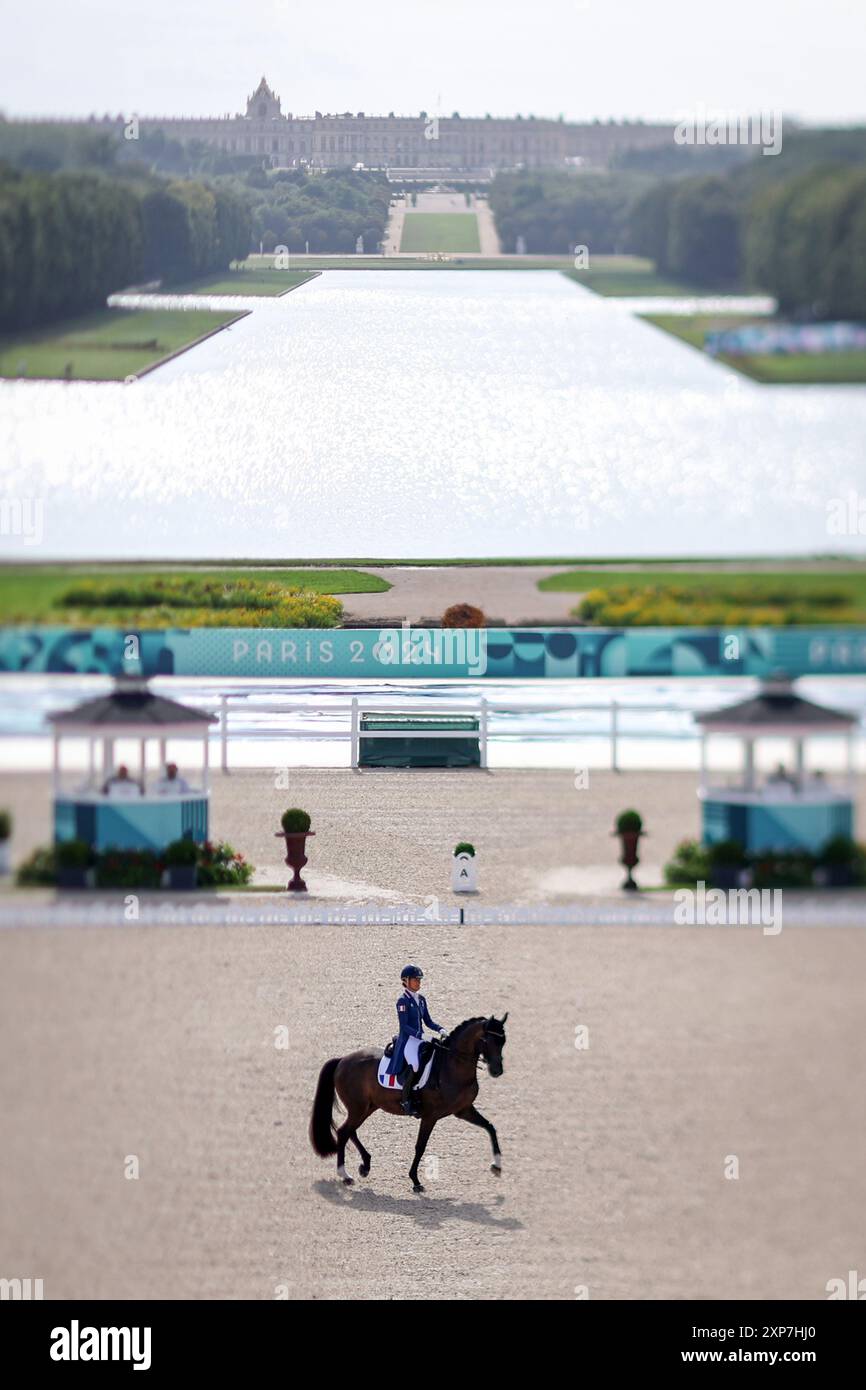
left=2, top=625, right=866, bottom=678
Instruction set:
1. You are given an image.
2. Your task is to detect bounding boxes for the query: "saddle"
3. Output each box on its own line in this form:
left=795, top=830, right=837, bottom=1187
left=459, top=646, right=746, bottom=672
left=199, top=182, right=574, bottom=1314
left=379, top=1037, right=441, bottom=1092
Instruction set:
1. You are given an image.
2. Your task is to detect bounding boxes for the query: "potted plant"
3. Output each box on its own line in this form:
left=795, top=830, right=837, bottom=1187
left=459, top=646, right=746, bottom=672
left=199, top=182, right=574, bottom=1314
left=0, top=810, right=11, bottom=876
left=707, top=839, right=747, bottom=890
left=452, top=841, right=478, bottom=892
left=441, top=603, right=485, bottom=628
left=276, top=808, right=314, bottom=892
left=56, top=838, right=93, bottom=890
left=614, top=810, right=643, bottom=892
left=164, top=836, right=199, bottom=891
left=816, top=834, right=858, bottom=888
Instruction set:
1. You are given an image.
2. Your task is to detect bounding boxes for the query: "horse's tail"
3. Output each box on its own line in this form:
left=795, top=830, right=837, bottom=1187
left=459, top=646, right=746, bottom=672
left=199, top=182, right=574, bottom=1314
left=309, top=1057, right=341, bottom=1157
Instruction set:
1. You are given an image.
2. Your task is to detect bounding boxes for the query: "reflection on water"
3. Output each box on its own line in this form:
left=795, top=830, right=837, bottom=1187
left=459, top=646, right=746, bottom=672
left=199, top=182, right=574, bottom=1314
left=2, top=271, right=864, bottom=559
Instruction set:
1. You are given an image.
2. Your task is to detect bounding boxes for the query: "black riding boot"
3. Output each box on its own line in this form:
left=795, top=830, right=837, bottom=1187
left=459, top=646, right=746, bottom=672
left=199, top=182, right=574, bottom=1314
left=401, top=1068, right=419, bottom=1116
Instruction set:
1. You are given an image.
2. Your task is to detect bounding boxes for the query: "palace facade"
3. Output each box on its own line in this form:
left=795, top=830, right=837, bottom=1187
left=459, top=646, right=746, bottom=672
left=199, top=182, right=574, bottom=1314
left=135, top=77, right=676, bottom=178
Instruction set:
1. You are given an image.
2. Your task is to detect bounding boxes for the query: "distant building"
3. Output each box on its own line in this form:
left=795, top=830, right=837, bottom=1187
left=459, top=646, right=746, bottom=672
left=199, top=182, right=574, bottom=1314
left=118, top=76, right=677, bottom=178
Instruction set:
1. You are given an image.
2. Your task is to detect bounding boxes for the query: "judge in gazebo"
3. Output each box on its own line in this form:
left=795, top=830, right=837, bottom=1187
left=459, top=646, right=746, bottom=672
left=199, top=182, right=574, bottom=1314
left=49, top=676, right=215, bottom=853
left=695, top=673, right=858, bottom=854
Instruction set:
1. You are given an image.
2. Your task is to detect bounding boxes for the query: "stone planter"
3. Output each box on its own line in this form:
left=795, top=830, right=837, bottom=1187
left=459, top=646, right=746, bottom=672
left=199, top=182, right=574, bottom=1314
left=276, top=830, right=315, bottom=892
left=451, top=852, right=478, bottom=893
left=617, top=830, right=642, bottom=892
left=0, top=840, right=9, bottom=876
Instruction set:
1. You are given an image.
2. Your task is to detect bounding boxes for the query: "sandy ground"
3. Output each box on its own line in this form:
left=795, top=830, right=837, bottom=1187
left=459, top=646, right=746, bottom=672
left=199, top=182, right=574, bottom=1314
left=1, top=917, right=864, bottom=1300
left=1, top=768, right=710, bottom=900
left=342, top=564, right=579, bottom=623
left=4, top=767, right=866, bottom=905
left=476, top=199, right=501, bottom=255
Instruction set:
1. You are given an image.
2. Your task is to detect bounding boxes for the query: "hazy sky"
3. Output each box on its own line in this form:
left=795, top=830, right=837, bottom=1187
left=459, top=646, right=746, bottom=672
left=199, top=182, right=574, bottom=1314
left=2, top=0, right=865, bottom=125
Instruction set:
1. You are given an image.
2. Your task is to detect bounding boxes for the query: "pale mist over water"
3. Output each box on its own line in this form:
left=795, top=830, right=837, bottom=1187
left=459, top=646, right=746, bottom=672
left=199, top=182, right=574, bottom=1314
left=2, top=270, right=864, bottom=560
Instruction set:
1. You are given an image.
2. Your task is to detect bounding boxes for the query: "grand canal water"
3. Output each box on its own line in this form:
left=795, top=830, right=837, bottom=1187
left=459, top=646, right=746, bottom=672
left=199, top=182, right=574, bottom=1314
left=2, top=271, right=864, bottom=559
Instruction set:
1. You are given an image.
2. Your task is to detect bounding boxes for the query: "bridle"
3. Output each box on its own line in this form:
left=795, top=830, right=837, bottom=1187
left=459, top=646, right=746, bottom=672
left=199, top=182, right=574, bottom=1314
left=440, top=1021, right=506, bottom=1070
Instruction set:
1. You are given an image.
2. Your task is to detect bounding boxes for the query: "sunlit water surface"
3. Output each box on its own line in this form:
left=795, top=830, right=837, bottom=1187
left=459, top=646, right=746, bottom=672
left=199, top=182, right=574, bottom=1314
left=1, top=271, right=864, bottom=558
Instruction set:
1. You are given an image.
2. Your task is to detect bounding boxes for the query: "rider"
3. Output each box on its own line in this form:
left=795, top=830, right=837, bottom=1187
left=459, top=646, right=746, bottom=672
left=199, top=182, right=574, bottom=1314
left=391, top=965, right=447, bottom=1117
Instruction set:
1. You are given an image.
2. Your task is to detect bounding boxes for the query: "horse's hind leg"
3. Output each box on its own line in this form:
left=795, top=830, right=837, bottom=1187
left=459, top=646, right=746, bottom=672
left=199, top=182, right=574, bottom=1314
left=336, top=1105, right=372, bottom=1184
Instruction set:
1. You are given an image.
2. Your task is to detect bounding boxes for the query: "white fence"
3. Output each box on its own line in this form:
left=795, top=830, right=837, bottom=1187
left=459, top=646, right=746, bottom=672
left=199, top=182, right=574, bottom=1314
left=211, top=692, right=683, bottom=773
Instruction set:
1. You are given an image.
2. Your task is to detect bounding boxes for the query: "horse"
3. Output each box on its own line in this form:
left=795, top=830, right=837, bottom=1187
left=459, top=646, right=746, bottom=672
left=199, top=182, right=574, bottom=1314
left=309, top=1014, right=508, bottom=1193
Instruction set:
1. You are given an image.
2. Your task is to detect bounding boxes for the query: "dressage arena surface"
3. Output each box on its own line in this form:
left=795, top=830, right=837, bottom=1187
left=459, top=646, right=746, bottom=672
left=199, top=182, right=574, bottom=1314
left=1, top=918, right=865, bottom=1301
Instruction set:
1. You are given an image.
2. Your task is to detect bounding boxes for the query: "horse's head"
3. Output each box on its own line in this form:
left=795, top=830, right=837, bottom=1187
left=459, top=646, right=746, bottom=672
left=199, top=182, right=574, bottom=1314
left=481, top=1013, right=508, bottom=1077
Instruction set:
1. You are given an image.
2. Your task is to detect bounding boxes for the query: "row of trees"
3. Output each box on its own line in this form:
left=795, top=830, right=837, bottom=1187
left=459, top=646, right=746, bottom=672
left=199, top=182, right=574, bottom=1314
left=0, top=167, right=250, bottom=330
left=627, top=177, right=741, bottom=285
left=489, top=170, right=643, bottom=254
left=490, top=129, right=866, bottom=309
left=744, top=167, right=866, bottom=317
left=240, top=168, right=391, bottom=254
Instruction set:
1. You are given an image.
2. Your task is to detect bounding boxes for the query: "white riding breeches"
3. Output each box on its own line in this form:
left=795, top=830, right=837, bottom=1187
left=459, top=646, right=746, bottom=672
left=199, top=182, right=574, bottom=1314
left=404, top=1035, right=422, bottom=1071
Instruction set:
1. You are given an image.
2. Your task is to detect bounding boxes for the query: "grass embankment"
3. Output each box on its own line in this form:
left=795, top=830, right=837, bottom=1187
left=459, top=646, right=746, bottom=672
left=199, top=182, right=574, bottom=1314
left=537, top=569, right=866, bottom=625
left=0, top=307, right=245, bottom=381
left=0, top=568, right=391, bottom=627
left=399, top=213, right=482, bottom=253
left=261, top=255, right=574, bottom=270
left=149, top=268, right=318, bottom=297
left=563, top=262, right=709, bottom=297
left=644, top=314, right=866, bottom=384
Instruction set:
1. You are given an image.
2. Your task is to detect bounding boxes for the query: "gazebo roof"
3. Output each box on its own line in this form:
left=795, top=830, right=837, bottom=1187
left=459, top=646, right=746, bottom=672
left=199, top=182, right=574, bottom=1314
left=697, top=678, right=855, bottom=734
left=49, top=677, right=215, bottom=731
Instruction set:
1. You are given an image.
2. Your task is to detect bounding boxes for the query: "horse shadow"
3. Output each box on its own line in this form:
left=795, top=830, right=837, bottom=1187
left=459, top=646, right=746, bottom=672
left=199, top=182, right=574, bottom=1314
left=312, top=1179, right=524, bottom=1232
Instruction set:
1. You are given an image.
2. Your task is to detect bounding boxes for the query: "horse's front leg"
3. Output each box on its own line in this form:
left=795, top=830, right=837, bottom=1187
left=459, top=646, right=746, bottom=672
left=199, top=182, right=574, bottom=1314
left=408, top=1117, right=436, bottom=1193
left=350, top=1127, right=372, bottom=1178
left=456, top=1104, right=502, bottom=1175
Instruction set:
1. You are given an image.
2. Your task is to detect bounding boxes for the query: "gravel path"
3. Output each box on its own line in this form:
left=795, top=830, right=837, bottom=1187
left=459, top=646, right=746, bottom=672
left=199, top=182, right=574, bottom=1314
left=342, top=565, right=579, bottom=623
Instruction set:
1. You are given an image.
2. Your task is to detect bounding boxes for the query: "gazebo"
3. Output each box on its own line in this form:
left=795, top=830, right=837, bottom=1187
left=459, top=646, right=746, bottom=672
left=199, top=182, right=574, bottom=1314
left=695, top=675, right=858, bottom=853
left=48, top=676, right=215, bottom=852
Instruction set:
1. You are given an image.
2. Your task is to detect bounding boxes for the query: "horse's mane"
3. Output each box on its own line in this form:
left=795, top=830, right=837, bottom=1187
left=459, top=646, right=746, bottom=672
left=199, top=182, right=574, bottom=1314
left=444, top=1016, right=487, bottom=1047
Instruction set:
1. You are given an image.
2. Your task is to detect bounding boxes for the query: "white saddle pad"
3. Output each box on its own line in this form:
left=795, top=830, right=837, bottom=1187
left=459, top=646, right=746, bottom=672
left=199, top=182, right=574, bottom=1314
left=378, top=1049, right=435, bottom=1092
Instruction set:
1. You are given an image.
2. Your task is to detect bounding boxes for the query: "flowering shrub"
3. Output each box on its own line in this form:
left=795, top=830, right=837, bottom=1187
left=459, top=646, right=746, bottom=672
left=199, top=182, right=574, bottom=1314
left=196, top=841, right=254, bottom=886
left=16, top=839, right=255, bottom=888
left=54, top=577, right=342, bottom=629
left=575, top=583, right=858, bottom=627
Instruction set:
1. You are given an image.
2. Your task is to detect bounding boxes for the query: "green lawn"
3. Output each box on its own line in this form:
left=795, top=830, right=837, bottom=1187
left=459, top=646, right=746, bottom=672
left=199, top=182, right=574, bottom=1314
left=154, top=268, right=317, bottom=297
left=0, top=566, right=391, bottom=624
left=399, top=213, right=482, bottom=253
left=538, top=569, right=866, bottom=625
left=563, top=266, right=711, bottom=297
left=644, top=314, right=866, bottom=384
left=0, top=307, right=245, bottom=381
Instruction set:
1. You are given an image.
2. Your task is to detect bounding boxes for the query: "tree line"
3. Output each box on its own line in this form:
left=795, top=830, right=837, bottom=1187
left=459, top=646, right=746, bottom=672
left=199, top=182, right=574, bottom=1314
left=493, top=128, right=866, bottom=314
left=0, top=166, right=251, bottom=330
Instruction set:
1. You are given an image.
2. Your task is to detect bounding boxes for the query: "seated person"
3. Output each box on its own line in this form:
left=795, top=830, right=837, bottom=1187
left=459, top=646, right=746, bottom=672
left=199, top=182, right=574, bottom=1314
left=102, top=765, right=143, bottom=798
left=766, top=761, right=796, bottom=794
left=153, top=762, right=191, bottom=795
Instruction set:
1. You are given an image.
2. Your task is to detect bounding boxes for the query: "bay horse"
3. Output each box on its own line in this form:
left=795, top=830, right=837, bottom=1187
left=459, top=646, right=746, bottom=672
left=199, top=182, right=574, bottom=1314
left=309, top=1014, right=508, bottom=1192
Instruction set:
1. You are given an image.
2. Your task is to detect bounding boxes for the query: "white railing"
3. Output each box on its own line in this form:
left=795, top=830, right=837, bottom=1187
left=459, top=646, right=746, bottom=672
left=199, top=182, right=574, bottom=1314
left=209, top=692, right=685, bottom=773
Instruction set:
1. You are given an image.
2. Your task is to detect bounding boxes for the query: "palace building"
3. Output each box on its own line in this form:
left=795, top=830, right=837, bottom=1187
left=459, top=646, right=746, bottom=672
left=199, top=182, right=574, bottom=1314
left=133, top=76, right=677, bottom=178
